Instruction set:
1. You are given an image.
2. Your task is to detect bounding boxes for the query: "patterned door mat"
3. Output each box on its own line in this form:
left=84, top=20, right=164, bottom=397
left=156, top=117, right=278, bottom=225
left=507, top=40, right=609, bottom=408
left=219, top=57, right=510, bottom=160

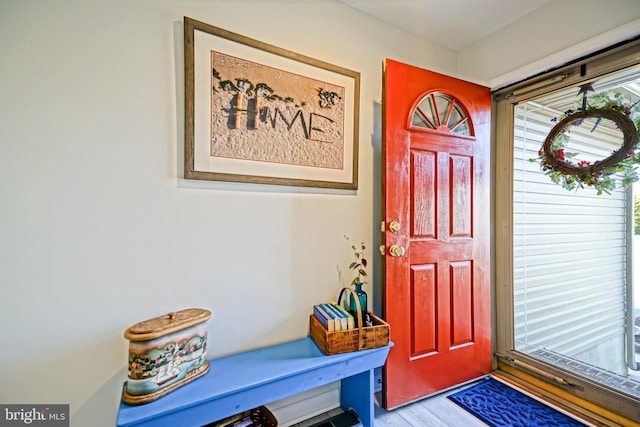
left=447, top=378, right=586, bottom=427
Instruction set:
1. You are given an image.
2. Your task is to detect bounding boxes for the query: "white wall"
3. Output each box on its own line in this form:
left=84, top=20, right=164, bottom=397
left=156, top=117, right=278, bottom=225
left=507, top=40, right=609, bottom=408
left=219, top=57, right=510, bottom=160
left=1, top=0, right=638, bottom=426
left=459, top=0, right=640, bottom=87
left=0, top=1, right=455, bottom=425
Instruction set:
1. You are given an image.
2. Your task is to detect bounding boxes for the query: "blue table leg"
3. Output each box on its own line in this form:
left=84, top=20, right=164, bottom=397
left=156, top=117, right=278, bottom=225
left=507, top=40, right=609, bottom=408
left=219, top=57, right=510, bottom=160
left=340, top=369, right=374, bottom=427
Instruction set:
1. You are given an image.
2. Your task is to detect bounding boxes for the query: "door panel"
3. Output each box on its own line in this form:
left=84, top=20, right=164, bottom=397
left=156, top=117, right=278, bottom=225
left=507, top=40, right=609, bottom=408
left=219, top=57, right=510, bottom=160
left=411, top=151, right=436, bottom=238
left=411, top=265, right=437, bottom=356
left=450, top=155, right=472, bottom=237
left=450, top=261, right=473, bottom=347
left=382, top=59, right=491, bottom=408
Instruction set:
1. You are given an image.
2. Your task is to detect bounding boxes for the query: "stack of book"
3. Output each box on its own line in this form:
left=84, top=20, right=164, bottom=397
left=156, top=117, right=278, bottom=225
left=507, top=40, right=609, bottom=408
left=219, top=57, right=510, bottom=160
left=312, top=302, right=356, bottom=331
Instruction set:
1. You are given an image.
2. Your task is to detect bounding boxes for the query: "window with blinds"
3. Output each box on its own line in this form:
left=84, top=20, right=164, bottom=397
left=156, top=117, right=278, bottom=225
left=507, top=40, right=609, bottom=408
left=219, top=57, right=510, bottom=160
left=513, top=94, right=629, bottom=376
left=493, top=39, right=640, bottom=420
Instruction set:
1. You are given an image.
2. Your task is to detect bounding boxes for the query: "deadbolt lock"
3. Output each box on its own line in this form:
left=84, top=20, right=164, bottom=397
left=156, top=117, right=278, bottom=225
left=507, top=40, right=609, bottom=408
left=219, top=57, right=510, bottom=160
left=389, top=221, right=401, bottom=232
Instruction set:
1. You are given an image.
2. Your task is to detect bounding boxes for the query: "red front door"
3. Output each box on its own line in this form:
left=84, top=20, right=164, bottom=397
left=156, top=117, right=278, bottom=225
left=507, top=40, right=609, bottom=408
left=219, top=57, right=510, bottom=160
left=382, top=59, right=492, bottom=408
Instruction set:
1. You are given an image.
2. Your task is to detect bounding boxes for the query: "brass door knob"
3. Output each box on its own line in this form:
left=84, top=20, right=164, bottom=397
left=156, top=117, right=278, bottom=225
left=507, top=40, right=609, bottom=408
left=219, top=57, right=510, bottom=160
left=389, top=244, right=405, bottom=257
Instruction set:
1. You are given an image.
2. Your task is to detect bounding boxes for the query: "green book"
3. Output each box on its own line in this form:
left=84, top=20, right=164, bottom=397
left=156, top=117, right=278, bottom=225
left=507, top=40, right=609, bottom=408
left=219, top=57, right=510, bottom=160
left=319, top=303, right=342, bottom=330
left=330, top=302, right=355, bottom=329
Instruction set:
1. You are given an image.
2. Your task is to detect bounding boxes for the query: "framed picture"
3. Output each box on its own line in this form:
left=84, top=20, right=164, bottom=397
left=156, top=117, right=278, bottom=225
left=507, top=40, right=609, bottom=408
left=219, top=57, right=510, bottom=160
left=184, top=17, right=360, bottom=190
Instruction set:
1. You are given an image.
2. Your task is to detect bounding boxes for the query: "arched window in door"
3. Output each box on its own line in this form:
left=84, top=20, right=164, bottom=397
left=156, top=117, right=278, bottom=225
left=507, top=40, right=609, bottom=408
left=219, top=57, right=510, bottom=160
left=409, top=92, right=473, bottom=136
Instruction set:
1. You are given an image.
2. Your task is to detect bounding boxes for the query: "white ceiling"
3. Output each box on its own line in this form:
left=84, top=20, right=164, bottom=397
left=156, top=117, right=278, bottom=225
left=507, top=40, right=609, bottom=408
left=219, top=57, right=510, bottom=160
left=338, top=0, right=553, bottom=51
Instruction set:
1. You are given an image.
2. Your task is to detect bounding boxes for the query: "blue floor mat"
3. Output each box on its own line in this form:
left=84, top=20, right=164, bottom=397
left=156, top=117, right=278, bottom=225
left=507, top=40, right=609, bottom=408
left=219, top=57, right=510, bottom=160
left=447, top=378, right=586, bottom=427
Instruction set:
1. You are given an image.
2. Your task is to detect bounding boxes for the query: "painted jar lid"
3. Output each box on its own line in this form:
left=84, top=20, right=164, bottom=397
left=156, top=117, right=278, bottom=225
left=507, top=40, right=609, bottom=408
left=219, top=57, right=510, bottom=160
left=124, top=308, right=211, bottom=342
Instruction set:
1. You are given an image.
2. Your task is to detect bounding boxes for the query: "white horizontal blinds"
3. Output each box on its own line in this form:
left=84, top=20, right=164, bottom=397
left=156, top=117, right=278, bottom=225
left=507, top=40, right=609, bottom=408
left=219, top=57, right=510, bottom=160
left=513, top=103, right=628, bottom=375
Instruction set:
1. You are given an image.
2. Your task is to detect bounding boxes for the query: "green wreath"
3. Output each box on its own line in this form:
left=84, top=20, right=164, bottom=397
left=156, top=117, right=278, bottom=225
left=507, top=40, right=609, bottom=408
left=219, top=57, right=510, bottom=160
left=530, top=91, right=640, bottom=195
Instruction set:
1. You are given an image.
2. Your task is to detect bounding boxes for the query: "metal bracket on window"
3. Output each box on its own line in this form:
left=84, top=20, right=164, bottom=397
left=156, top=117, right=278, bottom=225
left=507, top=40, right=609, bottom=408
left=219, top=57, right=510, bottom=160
left=494, top=73, right=570, bottom=100
left=498, top=354, right=583, bottom=390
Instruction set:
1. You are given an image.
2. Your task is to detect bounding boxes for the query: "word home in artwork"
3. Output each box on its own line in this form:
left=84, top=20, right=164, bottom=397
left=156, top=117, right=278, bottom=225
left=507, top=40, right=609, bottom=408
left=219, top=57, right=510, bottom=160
left=210, top=51, right=346, bottom=170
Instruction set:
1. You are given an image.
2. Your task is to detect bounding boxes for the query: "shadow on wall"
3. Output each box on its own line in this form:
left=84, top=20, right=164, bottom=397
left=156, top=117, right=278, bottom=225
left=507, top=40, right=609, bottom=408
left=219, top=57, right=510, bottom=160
left=371, top=101, right=382, bottom=316
left=73, top=367, right=126, bottom=427
left=0, top=332, right=127, bottom=427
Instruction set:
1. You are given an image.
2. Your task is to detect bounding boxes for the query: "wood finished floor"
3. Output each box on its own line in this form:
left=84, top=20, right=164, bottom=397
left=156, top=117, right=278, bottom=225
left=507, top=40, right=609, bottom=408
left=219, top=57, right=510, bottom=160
left=292, top=382, right=488, bottom=427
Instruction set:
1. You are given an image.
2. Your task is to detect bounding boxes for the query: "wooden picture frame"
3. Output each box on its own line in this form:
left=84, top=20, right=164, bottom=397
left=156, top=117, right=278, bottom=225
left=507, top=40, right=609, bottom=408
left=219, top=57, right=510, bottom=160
left=184, top=17, right=360, bottom=189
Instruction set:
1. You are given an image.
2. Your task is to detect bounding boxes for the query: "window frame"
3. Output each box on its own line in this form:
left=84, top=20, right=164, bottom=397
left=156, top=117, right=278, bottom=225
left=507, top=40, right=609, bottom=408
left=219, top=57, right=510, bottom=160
left=493, top=38, right=640, bottom=421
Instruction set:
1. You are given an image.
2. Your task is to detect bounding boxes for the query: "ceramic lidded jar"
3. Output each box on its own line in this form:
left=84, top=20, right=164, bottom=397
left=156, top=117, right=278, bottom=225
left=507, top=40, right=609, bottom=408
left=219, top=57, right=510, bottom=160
left=122, top=308, right=212, bottom=405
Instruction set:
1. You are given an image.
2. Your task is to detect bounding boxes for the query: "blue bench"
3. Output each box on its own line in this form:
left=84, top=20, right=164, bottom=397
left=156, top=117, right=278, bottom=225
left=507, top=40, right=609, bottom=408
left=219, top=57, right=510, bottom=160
left=116, top=337, right=393, bottom=427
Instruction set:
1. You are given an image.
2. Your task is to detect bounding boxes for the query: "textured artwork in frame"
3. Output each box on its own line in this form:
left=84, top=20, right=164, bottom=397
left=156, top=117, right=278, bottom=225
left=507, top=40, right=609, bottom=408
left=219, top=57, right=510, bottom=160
left=184, top=17, right=360, bottom=190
